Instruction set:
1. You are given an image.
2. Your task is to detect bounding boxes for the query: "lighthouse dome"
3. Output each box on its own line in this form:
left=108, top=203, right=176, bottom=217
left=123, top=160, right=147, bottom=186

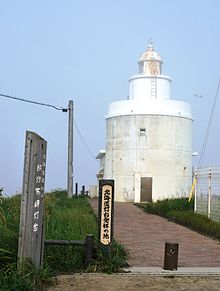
left=138, top=42, right=163, bottom=75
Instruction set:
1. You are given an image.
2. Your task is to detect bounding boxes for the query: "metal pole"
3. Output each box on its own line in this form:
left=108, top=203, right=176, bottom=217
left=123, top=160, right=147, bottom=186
left=67, top=100, right=73, bottom=198
left=208, top=166, right=211, bottom=219
left=194, top=169, right=197, bottom=212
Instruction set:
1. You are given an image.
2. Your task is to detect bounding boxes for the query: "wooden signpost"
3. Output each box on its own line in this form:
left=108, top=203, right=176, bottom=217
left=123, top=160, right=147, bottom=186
left=98, top=180, right=114, bottom=248
left=17, top=131, right=47, bottom=272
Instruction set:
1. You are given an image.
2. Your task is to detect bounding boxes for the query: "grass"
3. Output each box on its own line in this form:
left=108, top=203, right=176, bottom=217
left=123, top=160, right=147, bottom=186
left=44, top=190, right=98, bottom=273
left=0, top=194, right=52, bottom=290
left=136, top=197, right=193, bottom=216
left=0, top=190, right=127, bottom=290
left=136, top=197, right=220, bottom=241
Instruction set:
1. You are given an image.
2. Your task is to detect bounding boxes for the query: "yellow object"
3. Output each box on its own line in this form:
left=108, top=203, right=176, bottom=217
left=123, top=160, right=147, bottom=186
left=189, top=178, right=197, bottom=202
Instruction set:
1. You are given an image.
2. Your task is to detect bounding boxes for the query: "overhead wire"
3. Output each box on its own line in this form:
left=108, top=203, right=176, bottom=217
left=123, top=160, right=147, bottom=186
left=0, top=91, right=96, bottom=160
left=73, top=118, right=97, bottom=160
left=0, top=93, right=67, bottom=111
left=197, top=79, right=220, bottom=168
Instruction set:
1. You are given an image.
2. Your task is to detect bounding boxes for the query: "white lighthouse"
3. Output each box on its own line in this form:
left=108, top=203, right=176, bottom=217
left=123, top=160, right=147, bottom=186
left=97, top=42, right=193, bottom=202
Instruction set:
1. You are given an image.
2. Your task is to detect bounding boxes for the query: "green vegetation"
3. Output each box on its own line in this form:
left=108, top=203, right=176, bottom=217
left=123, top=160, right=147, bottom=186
left=136, top=197, right=193, bottom=216
left=137, top=197, right=220, bottom=241
left=0, top=190, right=127, bottom=290
left=44, top=190, right=98, bottom=273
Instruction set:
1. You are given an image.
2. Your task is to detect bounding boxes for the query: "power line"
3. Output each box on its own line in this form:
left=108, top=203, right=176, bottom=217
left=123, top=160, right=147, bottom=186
left=73, top=118, right=97, bottom=160
left=0, top=93, right=67, bottom=112
left=0, top=91, right=97, bottom=160
left=197, top=79, right=220, bottom=168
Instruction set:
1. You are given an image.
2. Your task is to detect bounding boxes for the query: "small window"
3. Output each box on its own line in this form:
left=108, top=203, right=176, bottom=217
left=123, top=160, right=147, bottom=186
left=139, top=128, right=146, bottom=135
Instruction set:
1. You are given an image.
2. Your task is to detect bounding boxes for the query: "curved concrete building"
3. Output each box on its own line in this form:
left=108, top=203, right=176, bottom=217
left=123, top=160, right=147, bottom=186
left=97, top=42, right=193, bottom=202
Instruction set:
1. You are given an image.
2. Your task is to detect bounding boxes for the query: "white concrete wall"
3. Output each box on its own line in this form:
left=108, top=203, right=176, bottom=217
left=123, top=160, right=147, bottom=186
left=100, top=155, right=105, bottom=171
left=104, top=114, right=192, bottom=202
left=129, top=75, right=171, bottom=101
left=107, top=99, right=192, bottom=120
left=88, top=185, right=98, bottom=198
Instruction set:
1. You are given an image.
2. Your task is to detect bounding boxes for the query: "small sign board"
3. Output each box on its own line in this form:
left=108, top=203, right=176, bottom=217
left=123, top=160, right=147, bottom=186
left=98, top=179, right=114, bottom=246
left=18, top=131, right=47, bottom=271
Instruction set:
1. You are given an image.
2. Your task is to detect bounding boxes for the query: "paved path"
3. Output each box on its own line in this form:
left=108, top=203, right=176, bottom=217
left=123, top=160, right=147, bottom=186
left=90, top=199, right=220, bottom=267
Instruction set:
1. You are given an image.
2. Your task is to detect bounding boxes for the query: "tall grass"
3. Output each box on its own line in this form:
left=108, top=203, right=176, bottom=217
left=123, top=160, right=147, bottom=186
left=44, top=191, right=127, bottom=273
left=44, top=190, right=98, bottom=273
left=0, top=194, right=20, bottom=267
left=0, top=194, right=45, bottom=290
left=0, top=190, right=127, bottom=290
left=136, top=197, right=194, bottom=216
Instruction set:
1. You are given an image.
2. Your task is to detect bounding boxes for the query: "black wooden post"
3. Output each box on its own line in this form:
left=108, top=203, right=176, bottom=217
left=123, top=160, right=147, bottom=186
left=85, top=234, right=94, bottom=264
left=17, top=131, right=47, bottom=272
left=82, top=185, right=85, bottom=195
left=98, top=180, right=114, bottom=250
left=75, top=183, right=78, bottom=196
left=163, top=242, right=179, bottom=270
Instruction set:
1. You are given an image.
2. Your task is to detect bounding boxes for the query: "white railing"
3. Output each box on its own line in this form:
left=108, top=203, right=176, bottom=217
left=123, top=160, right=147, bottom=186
left=195, top=166, right=220, bottom=222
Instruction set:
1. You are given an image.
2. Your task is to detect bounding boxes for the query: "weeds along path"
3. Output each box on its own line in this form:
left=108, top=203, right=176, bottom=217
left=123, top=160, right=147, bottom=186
left=89, top=199, right=220, bottom=267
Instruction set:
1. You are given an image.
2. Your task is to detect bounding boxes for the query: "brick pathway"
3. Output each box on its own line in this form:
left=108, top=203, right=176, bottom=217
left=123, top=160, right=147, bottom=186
left=90, top=199, right=220, bottom=267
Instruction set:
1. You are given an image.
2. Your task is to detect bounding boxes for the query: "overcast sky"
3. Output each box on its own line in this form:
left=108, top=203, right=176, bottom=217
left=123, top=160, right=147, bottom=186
left=0, top=0, right=219, bottom=195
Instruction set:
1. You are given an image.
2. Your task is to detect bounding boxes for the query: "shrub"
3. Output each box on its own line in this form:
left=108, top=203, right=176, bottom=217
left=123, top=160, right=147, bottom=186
left=168, top=210, right=220, bottom=240
left=136, top=197, right=193, bottom=217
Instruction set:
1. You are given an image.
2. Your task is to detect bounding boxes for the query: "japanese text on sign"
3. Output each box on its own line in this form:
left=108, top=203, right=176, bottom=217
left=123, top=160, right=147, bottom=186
left=32, top=158, right=46, bottom=233
left=100, top=185, right=113, bottom=245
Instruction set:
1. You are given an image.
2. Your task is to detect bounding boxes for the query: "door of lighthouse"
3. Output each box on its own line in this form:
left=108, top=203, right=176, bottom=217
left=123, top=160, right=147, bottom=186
left=140, top=177, right=152, bottom=202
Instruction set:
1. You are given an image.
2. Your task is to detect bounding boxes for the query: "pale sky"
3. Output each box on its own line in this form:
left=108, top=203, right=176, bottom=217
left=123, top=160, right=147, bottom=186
left=0, top=0, right=219, bottom=195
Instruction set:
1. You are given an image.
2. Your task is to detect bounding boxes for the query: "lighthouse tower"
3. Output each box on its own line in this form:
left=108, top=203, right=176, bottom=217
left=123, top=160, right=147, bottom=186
left=97, top=42, right=193, bottom=202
